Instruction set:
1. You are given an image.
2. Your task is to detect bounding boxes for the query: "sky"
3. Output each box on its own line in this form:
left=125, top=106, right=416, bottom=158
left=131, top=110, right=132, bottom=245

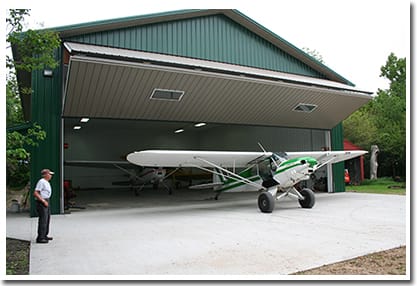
left=3, top=0, right=410, bottom=94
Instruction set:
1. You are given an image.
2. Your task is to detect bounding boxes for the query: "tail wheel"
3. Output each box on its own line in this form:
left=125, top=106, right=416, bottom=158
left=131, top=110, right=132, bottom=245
left=258, top=192, right=275, bottom=213
left=299, top=188, right=315, bottom=208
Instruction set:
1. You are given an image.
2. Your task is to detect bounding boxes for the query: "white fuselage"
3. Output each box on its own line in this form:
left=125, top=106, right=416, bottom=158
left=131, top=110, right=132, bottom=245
left=273, top=164, right=312, bottom=189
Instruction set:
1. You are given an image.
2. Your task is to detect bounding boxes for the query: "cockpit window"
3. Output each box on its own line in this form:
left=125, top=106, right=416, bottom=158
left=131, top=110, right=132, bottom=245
left=275, top=152, right=288, bottom=160
left=271, top=153, right=288, bottom=166
left=259, top=159, right=273, bottom=180
left=259, top=153, right=289, bottom=179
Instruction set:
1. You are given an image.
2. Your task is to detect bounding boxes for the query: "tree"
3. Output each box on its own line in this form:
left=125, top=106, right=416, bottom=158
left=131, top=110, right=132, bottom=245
left=6, top=10, right=60, bottom=72
left=6, top=9, right=60, bottom=188
left=6, top=77, right=24, bottom=127
left=343, top=105, right=377, bottom=152
left=372, top=54, right=406, bottom=177
left=343, top=53, right=406, bottom=178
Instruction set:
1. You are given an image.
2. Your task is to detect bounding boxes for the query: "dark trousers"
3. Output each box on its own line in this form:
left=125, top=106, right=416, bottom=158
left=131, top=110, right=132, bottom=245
left=36, top=200, right=51, bottom=240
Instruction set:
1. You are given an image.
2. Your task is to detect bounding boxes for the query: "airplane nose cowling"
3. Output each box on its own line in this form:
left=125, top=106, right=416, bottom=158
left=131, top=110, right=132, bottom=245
left=306, top=157, right=318, bottom=168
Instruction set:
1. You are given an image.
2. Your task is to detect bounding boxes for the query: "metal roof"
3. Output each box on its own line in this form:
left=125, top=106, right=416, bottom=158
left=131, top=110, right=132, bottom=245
left=63, top=42, right=372, bottom=130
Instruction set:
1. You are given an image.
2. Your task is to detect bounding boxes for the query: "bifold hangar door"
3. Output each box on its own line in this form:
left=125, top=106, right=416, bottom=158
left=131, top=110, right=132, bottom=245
left=62, top=42, right=372, bottom=130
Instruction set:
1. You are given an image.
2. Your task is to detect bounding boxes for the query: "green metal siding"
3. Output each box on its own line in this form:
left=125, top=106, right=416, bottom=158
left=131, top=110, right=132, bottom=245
left=65, top=15, right=326, bottom=79
left=331, top=123, right=345, bottom=192
left=30, top=48, right=62, bottom=216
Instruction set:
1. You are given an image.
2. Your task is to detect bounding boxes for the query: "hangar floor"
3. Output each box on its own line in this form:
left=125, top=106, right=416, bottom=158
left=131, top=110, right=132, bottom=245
left=70, top=187, right=234, bottom=211
left=6, top=189, right=406, bottom=277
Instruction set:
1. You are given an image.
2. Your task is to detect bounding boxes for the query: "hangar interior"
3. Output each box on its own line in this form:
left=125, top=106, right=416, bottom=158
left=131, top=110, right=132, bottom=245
left=60, top=41, right=370, bottom=196
left=63, top=118, right=328, bottom=190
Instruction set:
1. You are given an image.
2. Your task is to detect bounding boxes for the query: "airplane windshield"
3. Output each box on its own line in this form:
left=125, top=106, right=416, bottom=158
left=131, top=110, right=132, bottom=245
left=259, top=159, right=273, bottom=180
left=258, top=153, right=289, bottom=180
left=272, top=152, right=288, bottom=164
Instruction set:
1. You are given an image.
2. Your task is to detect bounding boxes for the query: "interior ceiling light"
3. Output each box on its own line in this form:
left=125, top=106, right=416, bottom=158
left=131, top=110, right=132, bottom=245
left=174, top=129, right=184, bottom=134
left=293, top=103, right=318, bottom=113
left=150, top=88, right=184, bottom=101
left=73, top=125, right=81, bottom=130
left=194, top=122, right=206, bottom=128
left=80, top=118, right=90, bottom=123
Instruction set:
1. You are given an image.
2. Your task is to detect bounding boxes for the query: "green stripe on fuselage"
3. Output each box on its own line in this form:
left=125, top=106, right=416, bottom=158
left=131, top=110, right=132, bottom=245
left=277, top=157, right=317, bottom=174
left=216, top=156, right=317, bottom=194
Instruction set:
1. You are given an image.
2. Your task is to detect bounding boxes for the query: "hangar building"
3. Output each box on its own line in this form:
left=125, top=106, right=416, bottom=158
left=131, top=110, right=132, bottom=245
left=13, top=9, right=372, bottom=216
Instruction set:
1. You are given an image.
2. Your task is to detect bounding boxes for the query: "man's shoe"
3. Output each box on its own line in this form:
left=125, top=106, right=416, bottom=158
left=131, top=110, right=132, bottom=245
left=46, top=237, right=53, bottom=241
left=36, top=238, right=48, bottom=244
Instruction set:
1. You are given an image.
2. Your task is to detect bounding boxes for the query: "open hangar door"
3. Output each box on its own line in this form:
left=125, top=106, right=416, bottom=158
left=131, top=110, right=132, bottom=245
left=63, top=117, right=329, bottom=206
left=61, top=43, right=371, bottom=209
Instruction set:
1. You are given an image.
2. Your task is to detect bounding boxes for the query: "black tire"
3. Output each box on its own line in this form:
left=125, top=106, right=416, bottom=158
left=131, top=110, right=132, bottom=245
left=258, top=192, right=275, bottom=213
left=299, top=188, right=315, bottom=208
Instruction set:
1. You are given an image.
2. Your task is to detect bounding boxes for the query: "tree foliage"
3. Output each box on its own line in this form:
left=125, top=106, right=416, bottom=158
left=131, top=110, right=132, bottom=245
left=6, top=77, right=24, bottom=127
left=344, top=53, right=406, bottom=178
left=7, top=124, right=46, bottom=188
left=6, top=9, right=60, bottom=72
left=6, top=9, right=60, bottom=188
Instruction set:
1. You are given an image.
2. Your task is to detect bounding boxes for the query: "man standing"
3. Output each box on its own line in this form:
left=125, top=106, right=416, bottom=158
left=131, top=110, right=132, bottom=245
left=33, top=169, right=54, bottom=243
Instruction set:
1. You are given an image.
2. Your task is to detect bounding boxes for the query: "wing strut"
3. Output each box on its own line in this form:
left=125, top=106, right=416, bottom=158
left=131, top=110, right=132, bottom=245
left=193, top=156, right=265, bottom=190
left=112, top=163, right=141, bottom=180
left=314, top=154, right=338, bottom=170
left=163, top=167, right=180, bottom=180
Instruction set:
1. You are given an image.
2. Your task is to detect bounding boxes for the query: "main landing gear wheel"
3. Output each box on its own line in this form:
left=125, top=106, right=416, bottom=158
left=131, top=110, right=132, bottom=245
left=298, top=188, right=315, bottom=208
left=258, top=192, right=275, bottom=213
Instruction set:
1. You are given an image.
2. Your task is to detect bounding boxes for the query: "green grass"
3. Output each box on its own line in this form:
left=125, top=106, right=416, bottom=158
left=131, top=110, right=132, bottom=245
left=346, top=177, right=406, bottom=195
left=6, top=238, right=30, bottom=275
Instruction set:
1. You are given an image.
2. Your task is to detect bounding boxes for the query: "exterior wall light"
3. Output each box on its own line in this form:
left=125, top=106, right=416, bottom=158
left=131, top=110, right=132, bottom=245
left=43, top=69, right=53, bottom=77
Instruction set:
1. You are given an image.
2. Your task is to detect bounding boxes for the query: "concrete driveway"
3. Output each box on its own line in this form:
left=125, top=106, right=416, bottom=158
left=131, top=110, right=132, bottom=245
left=6, top=189, right=407, bottom=277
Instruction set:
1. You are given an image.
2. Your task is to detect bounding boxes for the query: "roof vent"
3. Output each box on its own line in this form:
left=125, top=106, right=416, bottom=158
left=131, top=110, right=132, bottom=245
left=150, top=89, right=184, bottom=101
left=293, top=103, right=317, bottom=113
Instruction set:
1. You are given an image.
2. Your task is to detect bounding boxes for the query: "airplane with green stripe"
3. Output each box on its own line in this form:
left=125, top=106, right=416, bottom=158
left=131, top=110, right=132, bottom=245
left=127, top=148, right=366, bottom=213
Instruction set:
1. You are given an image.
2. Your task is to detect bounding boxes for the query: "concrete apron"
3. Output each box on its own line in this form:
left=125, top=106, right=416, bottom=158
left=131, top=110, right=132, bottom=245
left=6, top=190, right=406, bottom=277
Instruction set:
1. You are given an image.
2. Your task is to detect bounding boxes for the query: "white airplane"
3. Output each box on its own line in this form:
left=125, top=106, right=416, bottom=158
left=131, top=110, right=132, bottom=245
left=126, top=148, right=367, bottom=213
left=64, top=160, right=174, bottom=195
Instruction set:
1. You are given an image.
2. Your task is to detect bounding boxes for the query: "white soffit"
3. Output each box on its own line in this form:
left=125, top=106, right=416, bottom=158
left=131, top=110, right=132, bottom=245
left=63, top=42, right=373, bottom=129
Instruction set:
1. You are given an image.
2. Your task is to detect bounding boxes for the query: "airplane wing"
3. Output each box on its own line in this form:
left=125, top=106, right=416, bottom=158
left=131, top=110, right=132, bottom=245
left=286, top=150, right=367, bottom=167
left=127, top=150, right=272, bottom=168
left=127, top=150, right=367, bottom=170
